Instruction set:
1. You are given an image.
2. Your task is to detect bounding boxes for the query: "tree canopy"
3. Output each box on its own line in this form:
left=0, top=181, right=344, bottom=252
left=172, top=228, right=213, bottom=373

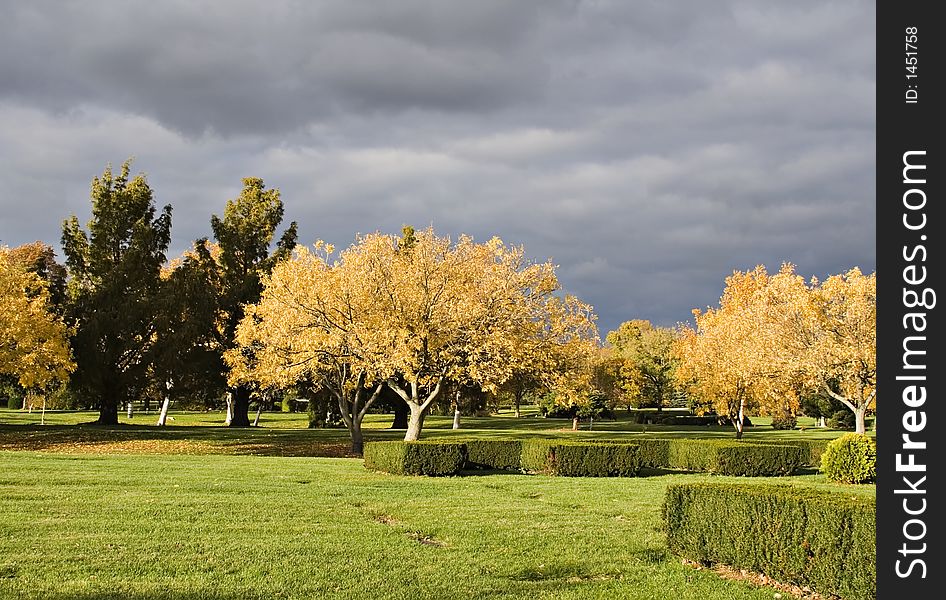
left=606, top=319, right=678, bottom=412
left=674, top=264, right=876, bottom=436
left=211, top=177, right=297, bottom=426
left=0, top=248, right=74, bottom=392
left=61, top=160, right=172, bottom=424
left=229, top=227, right=599, bottom=445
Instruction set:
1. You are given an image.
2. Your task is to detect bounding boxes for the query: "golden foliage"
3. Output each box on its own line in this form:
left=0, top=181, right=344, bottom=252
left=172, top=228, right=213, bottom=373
left=0, top=248, right=75, bottom=389
left=228, top=228, right=599, bottom=438
left=673, top=264, right=876, bottom=434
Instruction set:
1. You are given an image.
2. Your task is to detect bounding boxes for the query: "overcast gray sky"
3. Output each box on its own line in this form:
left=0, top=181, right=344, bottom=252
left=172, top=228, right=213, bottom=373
left=0, top=0, right=875, bottom=334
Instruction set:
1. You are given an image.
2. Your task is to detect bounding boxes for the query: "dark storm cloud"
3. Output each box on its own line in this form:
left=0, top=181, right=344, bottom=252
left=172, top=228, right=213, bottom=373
left=0, top=0, right=560, bottom=135
left=0, top=0, right=875, bottom=334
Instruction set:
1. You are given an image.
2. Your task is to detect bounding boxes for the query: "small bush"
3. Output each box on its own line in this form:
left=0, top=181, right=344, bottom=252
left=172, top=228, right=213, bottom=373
left=520, top=441, right=641, bottom=476
left=363, top=441, right=466, bottom=476
left=663, top=482, right=875, bottom=600
left=826, top=409, right=855, bottom=430
left=770, top=412, right=797, bottom=430
left=820, top=433, right=876, bottom=484
left=463, top=440, right=523, bottom=471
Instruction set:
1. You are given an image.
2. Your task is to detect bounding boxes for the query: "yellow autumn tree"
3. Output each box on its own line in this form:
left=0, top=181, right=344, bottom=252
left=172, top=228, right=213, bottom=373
left=230, top=227, right=599, bottom=445
left=606, top=319, right=679, bottom=413
left=226, top=241, right=384, bottom=454
left=500, top=292, right=600, bottom=417
left=675, top=263, right=876, bottom=436
left=673, top=266, right=795, bottom=438
left=791, top=268, right=876, bottom=434
left=0, top=248, right=75, bottom=398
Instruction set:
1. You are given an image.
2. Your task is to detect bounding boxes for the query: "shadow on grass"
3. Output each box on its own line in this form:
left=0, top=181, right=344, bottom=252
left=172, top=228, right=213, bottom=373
left=457, top=468, right=525, bottom=477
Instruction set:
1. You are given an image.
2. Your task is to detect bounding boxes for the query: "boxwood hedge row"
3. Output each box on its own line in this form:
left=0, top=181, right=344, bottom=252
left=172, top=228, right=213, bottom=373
left=663, top=482, right=875, bottom=600
left=743, top=439, right=830, bottom=467
left=364, top=438, right=805, bottom=477
left=519, top=440, right=642, bottom=476
left=463, top=439, right=523, bottom=471
left=363, top=441, right=467, bottom=476
left=628, top=439, right=804, bottom=475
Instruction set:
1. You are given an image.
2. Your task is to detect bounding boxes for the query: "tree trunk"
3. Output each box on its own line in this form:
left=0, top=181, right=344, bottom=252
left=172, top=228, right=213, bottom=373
left=819, top=416, right=826, bottom=428
left=733, top=397, right=745, bottom=440
left=228, top=386, right=252, bottom=427
left=572, top=416, right=579, bottom=431
left=390, top=401, right=409, bottom=429
left=143, top=397, right=151, bottom=412
left=156, top=396, right=171, bottom=426
left=452, top=409, right=461, bottom=429
left=514, top=392, right=522, bottom=418
left=854, top=405, right=867, bottom=435
left=404, top=403, right=427, bottom=441
left=97, top=394, right=119, bottom=425
left=126, top=402, right=134, bottom=419
left=224, top=393, right=233, bottom=425
left=351, top=425, right=364, bottom=456
left=252, top=403, right=263, bottom=427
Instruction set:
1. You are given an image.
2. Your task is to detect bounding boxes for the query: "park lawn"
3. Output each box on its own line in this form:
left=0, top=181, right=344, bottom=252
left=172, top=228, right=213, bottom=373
left=0, top=408, right=854, bottom=458
left=0, top=452, right=871, bottom=600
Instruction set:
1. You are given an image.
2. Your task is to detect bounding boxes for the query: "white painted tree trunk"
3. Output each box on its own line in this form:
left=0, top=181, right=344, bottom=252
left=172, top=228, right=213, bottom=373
left=157, top=396, right=171, bottom=426
left=819, top=416, right=826, bottom=428
left=734, top=398, right=745, bottom=439
left=224, top=393, right=233, bottom=425
left=572, top=416, right=579, bottom=431
left=252, top=404, right=263, bottom=427
left=452, top=409, right=461, bottom=429
left=127, top=402, right=134, bottom=419
left=40, top=396, right=46, bottom=425
left=854, top=405, right=868, bottom=435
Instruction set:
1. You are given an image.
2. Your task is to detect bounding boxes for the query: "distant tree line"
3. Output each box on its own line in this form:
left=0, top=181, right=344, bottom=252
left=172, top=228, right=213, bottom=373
left=0, top=160, right=875, bottom=450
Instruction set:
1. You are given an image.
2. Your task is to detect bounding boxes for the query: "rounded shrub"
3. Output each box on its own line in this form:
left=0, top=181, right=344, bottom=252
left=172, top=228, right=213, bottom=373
left=821, top=433, right=876, bottom=484
left=826, top=409, right=855, bottom=430
left=771, top=412, right=797, bottom=430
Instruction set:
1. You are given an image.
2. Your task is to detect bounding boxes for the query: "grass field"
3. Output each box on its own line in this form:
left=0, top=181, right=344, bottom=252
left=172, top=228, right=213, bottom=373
left=0, top=408, right=873, bottom=599
left=0, top=408, right=853, bottom=457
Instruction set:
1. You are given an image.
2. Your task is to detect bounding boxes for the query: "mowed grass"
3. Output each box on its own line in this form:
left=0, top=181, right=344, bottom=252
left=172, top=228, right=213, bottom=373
left=0, top=408, right=853, bottom=457
left=0, top=451, right=870, bottom=600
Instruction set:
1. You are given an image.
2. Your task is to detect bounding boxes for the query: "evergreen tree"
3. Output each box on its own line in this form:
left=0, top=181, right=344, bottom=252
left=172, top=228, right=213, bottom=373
left=61, top=160, right=171, bottom=424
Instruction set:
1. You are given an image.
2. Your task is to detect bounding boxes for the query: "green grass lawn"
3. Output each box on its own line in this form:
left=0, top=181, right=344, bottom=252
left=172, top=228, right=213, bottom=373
left=0, top=451, right=871, bottom=600
left=0, top=407, right=856, bottom=458
left=0, top=408, right=874, bottom=598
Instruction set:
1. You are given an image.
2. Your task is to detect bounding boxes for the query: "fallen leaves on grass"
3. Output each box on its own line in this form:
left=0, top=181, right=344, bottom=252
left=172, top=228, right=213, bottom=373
left=0, top=431, right=357, bottom=458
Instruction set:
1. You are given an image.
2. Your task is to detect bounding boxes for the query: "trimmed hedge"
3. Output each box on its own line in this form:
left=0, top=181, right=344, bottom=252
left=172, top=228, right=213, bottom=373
left=463, top=439, right=523, bottom=471
left=676, top=440, right=802, bottom=476
left=745, top=439, right=829, bottom=467
left=627, top=439, right=804, bottom=476
left=364, top=438, right=804, bottom=477
left=520, top=441, right=642, bottom=476
left=363, top=441, right=467, bottom=476
left=664, top=482, right=875, bottom=600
